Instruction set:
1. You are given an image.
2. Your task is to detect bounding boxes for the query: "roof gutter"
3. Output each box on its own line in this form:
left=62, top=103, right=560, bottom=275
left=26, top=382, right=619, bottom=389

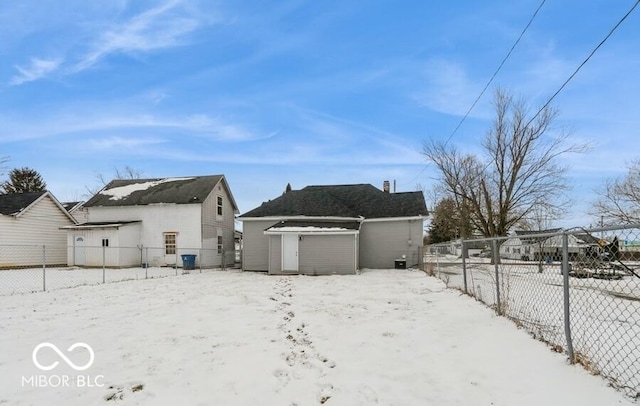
left=238, top=215, right=363, bottom=222
left=362, top=215, right=427, bottom=223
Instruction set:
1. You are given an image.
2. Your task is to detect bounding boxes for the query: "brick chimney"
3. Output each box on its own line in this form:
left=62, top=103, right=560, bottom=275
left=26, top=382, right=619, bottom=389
left=383, top=180, right=390, bottom=193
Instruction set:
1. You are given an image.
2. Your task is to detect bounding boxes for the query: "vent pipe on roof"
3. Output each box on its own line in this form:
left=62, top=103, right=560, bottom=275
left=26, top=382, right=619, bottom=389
left=383, top=180, right=390, bottom=193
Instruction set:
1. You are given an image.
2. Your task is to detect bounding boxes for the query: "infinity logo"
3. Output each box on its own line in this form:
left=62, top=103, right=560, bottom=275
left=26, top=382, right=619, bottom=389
left=32, top=342, right=95, bottom=371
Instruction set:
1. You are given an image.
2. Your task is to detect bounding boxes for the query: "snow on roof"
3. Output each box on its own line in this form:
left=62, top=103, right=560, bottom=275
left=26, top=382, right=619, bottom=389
left=272, top=226, right=355, bottom=232
left=100, top=178, right=194, bottom=201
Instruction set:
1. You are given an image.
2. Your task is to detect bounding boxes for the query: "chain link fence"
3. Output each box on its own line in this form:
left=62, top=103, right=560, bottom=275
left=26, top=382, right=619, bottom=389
left=0, top=244, right=242, bottom=296
left=425, top=224, right=640, bottom=398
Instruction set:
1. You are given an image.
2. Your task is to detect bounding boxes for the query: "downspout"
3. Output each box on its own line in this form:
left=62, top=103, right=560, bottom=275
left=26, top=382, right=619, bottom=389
left=267, top=232, right=271, bottom=274
left=356, top=216, right=364, bottom=271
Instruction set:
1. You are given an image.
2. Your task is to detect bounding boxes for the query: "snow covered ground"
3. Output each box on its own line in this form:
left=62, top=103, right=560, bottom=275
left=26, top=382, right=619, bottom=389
left=0, top=266, right=196, bottom=296
left=427, top=254, right=640, bottom=398
left=0, top=269, right=633, bottom=405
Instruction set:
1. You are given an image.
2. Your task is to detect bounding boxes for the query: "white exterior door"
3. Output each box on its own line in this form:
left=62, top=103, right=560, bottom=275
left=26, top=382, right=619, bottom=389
left=74, top=235, right=85, bottom=266
left=164, top=232, right=177, bottom=265
left=282, top=234, right=298, bottom=272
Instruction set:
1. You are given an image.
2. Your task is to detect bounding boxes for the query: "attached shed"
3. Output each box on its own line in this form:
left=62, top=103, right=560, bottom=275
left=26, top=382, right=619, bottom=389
left=264, top=221, right=360, bottom=275
left=62, top=221, right=142, bottom=267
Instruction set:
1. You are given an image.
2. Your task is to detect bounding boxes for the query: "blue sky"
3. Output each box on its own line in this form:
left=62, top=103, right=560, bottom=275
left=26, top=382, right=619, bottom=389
left=0, top=0, right=638, bottom=226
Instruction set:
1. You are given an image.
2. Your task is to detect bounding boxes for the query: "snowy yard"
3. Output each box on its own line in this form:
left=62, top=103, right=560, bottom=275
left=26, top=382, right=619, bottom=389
left=0, top=269, right=633, bottom=405
left=428, top=254, right=640, bottom=397
left=0, top=266, right=193, bottom=296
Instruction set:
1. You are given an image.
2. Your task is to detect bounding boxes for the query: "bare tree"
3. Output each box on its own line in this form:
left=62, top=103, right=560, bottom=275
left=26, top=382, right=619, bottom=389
left=423, top=89, right=586, bottom=239
left=591, top=160, right=640, bottom=224
left=85, top=166, right=144, bottom=197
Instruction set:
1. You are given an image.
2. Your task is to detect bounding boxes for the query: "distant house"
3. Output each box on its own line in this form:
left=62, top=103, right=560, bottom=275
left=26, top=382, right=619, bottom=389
left=500, top=229, right=602, bottom=261
left=62, top=201, right=88, bottom=224
left=62, top=175, right=238, bottom=268
left=0, top=191, right=76, bottom=267
left=238, top=183, right=428, bottom=275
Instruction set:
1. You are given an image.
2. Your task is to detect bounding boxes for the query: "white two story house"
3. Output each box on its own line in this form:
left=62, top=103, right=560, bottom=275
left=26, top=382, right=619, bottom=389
left=63, top=175, right=238, bottom=268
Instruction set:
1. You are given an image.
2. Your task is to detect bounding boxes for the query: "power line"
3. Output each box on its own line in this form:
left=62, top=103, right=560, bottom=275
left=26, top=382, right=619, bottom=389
left=443, top=0, right=547, bottom=146
left=525, top=0, right=640, bottom=128
left=472, top=0, right=640, bottom=178
left=406, top=1, right=546, bottom=189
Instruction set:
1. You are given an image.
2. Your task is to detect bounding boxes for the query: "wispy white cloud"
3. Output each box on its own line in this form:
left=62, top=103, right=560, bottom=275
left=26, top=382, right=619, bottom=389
left=89, top=135, right=166, bottom=150
left=0, top=111, right=271, bottom=143
left=7, top=0, right=210, bottom=85
left=9, top=58, right=63, bottom=85
left=413, top=58, right=490, bottom=119
left=144, top=89, right=169, bottom=104
left=72, top=0, right=202, bottom=72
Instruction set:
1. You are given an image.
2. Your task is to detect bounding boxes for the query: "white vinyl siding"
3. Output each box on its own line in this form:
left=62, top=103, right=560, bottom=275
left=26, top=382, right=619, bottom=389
left=86, top=204, right=202, bottom=267
left=0, top=194, right=74, bottom=266
left=65, top=223, right=142, bottom=267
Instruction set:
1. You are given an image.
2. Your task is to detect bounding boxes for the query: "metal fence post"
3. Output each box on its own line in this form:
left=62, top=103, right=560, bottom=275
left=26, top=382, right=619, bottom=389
left=42, top=245, right=46, bottom=292
left=461, top=240, right=468, bottom=294
left=145, top=247, right=149, bottom=279
left=222, top=247, right=226, bottom=270
left=435, top=248, right=440, bottom=277
left=561, top=233, right=575, bottom=363
left=102, top=245, right=106, bottom=284
left=492, top=239, right=501, bottom=315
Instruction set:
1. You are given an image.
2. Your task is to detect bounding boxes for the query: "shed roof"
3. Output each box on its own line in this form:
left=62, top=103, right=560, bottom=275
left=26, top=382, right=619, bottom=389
left=0, top=191, right=47, bottom=215
left=239, top=184, right=427, bottom=219
left=84, top=175, right=237, bottom=211
left=265, top=220, right=361, bottom=232
left=514, top=228, right=562, bottom=245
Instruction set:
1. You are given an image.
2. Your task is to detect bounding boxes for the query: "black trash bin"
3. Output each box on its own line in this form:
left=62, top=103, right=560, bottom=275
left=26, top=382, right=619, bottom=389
left=394, top=259, right=407, bottom=269
left=181, top=254, right=197, bottom=270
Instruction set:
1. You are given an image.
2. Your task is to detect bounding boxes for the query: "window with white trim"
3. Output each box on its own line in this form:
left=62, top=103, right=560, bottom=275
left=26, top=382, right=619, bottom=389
left=217, top=236, right=223, bottom=254
left=217, top=196, right=223, bottom=216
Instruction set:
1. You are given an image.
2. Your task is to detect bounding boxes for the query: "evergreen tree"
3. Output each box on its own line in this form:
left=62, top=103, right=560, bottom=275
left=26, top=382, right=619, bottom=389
left=1, top=167, right=47, bottom=194
left=428, top=198, right=472, bottom=243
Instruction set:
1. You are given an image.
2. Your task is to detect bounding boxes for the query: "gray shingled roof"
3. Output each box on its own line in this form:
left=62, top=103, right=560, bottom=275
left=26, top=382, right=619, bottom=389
left=239, top=184, right=428, bottom=219
left=514, top=228, right=562, bottom=245
left=84, top=175, right=227, bottom=207
left=0, top=191, right=46, bottom=215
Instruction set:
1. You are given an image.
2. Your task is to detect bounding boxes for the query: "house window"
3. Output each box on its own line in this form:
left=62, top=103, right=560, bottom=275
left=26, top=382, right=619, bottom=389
left=164, top=233, right=177, bottom=255
left=102, top=239, right=109, bottom=247
left=217, top=196, right=223, bottom=216
left=217, top=236, right=223, bottom=254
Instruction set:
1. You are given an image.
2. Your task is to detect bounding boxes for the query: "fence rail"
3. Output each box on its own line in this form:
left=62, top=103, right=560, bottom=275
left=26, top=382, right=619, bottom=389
left=425, top=224, right=640, bottom=399
left=0, top=244, right=242, bottom=296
